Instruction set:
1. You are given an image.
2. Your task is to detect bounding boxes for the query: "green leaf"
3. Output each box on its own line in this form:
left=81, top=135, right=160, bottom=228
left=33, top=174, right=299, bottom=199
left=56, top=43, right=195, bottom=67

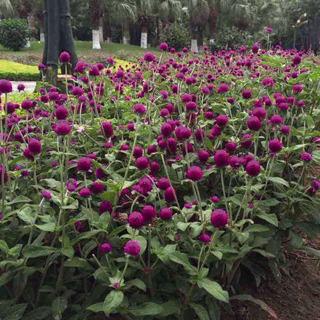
left=260, top=199, right=280, bottom=207
left=256, top=213, right=279, bottom=227
left=128, top=302, right=163, bottom=316
left=231, top=295, right=278, bottom=319
left=177, top=222, right=190, bottom=231
left=61, top=246, right=74, bottom=259
left=245, top=224, right=270, bottom=233
left=7, top=195, right=31, bottom=205
left=206, top=296, right=220, bottom=320
left=300, top=246, right=320, bottom=258
left=64, top=257, right=91, bottom=269
left=5, top=303, right=27, bottom=320
left=52, top=297, right=68, bottom=319
left=124, top=279, right=146, bottom=291
left=23, top=306, right=52, bottom=320
left=87, top=302, right=104, bottom=313
left=268, top=177, right=289, bottom=188
left=159, top=301, right=181, bottom=317
left=0, top=271, right=15, bottom=286
left=197, top=278, right=229, bottom=303
left=22, top=245, right=58, bottom=258
left=35, top=222, right=56, bottom=232
left=43, top=179, right=61, bottom=189
left=189, top=303, right=210, bottom=320
left=252, top=249, right=275, bottom=259
left=0, top=240, right=9, bottom=254
left=107, top=225, right=127, bottom=239
left=288, top=230, right=303, bottom=250
left=103, top=291, right=124, bottom=316
left=18, top=207, right=34, bottom=224
left=71, top=230, right=101, bottom=246
left=136, top=236, right=147, bottom=255
left=168, top=252, right=197, bottom=275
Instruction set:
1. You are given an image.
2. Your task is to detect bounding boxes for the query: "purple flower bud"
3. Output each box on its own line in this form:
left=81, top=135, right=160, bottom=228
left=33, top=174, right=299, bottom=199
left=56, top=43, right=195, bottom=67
left=77, top=157, right=91, bottom=172
left=123, top=240, right=140, bottom=256
left=211, top=209, right=228, bottom=228
left=300, top=152, right=312, bottom=162
left=100, top=242, right=112, bottom=253
left=198, top=233, right=211, bottom=243
left=128, top=211, right=144, bottom=229
left=268, top=138, right=282, bottom=153
left=247, top=116, right=261, bottom=131
left=142, top=205, right=156, bottom=221
left=214, top=150, right=229, bottom=167
left=186, top=165, right=203, bottom=181
left=159, top=207, right=173, bottom=220
left=41, top=190, right=52, bottom=199
left=246, top=160, right=260, bottom=176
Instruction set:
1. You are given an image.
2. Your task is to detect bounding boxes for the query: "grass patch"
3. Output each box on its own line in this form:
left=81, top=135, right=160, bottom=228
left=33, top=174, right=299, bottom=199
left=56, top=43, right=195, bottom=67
left=0, top=60, right=39, bottom=80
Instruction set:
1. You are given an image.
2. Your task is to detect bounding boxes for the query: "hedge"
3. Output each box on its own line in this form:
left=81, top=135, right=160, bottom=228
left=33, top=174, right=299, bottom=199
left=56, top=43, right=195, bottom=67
left=0, top=60, right=38, bottom=81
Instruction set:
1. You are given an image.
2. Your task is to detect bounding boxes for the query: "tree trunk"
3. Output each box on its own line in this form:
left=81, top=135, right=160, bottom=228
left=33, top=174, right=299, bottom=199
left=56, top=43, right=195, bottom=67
left=104, top=16, right=111, bottom=43
left=140, top=25, right=147, bottom=49
left=209, top=8, right=217, bottom=45
left=27, top=12, right=37, bottom=35
left=190, top=20, right=198, bottom=53
left=92, top=29, right=101, bottom=49
left=40, top=27, right=45, bottom=42
left=156, top=16, right=160, bottom=45
left=99, top=17, right=104, bottom=42
left=123, top=23, right=130, bottom=45
left=197, top=27, right=204, bottom=53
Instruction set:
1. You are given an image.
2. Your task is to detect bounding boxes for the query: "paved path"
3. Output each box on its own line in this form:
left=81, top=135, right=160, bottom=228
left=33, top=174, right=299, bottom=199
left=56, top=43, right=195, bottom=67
left=11, top=81, right=37, bottom=93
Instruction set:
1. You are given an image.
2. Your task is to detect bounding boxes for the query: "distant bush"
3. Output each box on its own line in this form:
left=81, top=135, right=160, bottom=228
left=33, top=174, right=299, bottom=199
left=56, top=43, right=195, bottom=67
left=0, top=60, right=38, bottom=81
left=160, top=23, right=189, bottom=51
left=209, top=27, right=255, bottom=52
left=0, top=19, right=28, bottom=51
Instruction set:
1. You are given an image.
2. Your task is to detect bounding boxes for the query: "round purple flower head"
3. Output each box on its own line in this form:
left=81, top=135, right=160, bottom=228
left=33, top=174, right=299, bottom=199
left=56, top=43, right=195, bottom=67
left=199, top=233, right=211, bottom=243
left=133, top=103, right=146, bottom=115
left=159, top=42, right=169, bottom=51
left=242, top=89, right=252, bottom=99
left=246, top=160, right=260, bottom=176
left=60, top=51, right=70, bottom=63
left=100, top=242, right=112, bottom=254
left=247, top=116, right=261, bottom=131
left=77, top=157, right=91, bottom=172
left=142, top=205, right=156, bottom=221
left=136, top=156, right=149, bottom=170
left=41, top=190, right=52, bottom=199
left=54, top=120, right=71, bottom=136
left=211, top=209, right=228, bottom=228
left=159, top=207, right=173, bottom=220
left=210, top=196, right=219, bottom=203
left=269, top=138, right=282, bottom=153
left=216, top=114, right=228, bottom=127
left=300, top=152, right=312, bottom=162
left=144, top=51, right=155, bottom=62
left=251, top=43, right=259, bottom=53
left=78, top=187, right=91, bottom=198
left=214, top=150, right=229, bottom=167
left=28, top=138, right=42, bottom=155
left=313, top=180, right=320, bottom=190
left=17, top=84, right=25, bottom=92
left=124, top=240, right=140, bottom=256
left=128, top=211, right=144, bottom=229
left=0, top=79, right=12, bottom=94
left=293, top=55, right=301, bottom=65
left=186, top=165, right=203, bottom=181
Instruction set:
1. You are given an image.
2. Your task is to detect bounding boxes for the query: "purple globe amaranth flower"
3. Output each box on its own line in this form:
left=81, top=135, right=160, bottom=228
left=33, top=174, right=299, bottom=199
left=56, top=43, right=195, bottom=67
left=185, top=101, right=197, bottom=110
left=161, top=122, right=173, bottom=136
left=198, top=150, right=209, bottom=163
left=269, top=138, right=282, bottom=153
left=99, top=200, right=112, bottom=214
left=38, top=63, right=46, bottom=70
left=149, top=162, right=160, bottom=174
left=247, top=116, right=261, bottom=131
left=214, top=150, right=229, bottom=167
left=164, top=187, right=176, bottom=203
left=0, top=79, right=12, bottom=93
left=21, top=100, right=33, bottom=110
left=101, top=121, right=114, bottom=138
left=28, top=138, right=42, bottom=155
left=133, top=103, right=146, bottom=115
left=199, top=233, right=211, bottom=243
left=17, top=84, right=25, bottom=91
left=133, top=146, right=143, bottom=158
left=251, top=43, right=259, bottom=53
left=252, top=107, right=266, bottom=119
left=211, top=209, right=228, bottom=228
left=56, top=106, right=68, bottom=120
left=144, top=51, right=155, bottom=62
left=78, top=187, right=91, bottom=198
left=186, top=165, right=203, bottom=181
left=300, top=152, right=312, bottom=162
left=124, top=240, right=140, bottom=256
left=159, top=207, right=173, bottom=220
left=77, top=157, right=91, bottom=172
left=216, top=114, right=228, bottom=127
left=296, top=100, right=305, bottom=108
left=54, top=120, right=71, bottom=135
left=159, top=42, right=169, bottom=51
left=225, top=142, right=237, bottom=153
left=210, top=196, right=219, bottom=203
left=269, top=114, right=283, bottom=125
left=175, top=125, right=191, bottom=141
left=266, top=27, right=273, bottom=33
left=136, top=156, right=149, bottom=170
left=40, top=190, right=52, bottom=199
left=313, top=180, right=320, bottom=190
left=128, top=211, right=144, bottom=229
left=141, top=205, right=156, bottom=221
left=246, top=160, right=260, bottom=176
left=242, top=89, right=252, bottom=99
left=292, top=84, right=303, bottom=93
left=293, top=55, right=302, bottom=65
left=280, top=125, right=290, bottom=135
left=60, top=51, right=70, bottom=63
left=157, top=177, right=170, bottom=190
left=229, top=156, right=245, bottom=169
left=91, top=181, right=104, bottom=194
left=261, top=77, right=274, bottom=87
left=217, top=83, right=229, bottom=93
left=100, top=242, right=112, bottom=253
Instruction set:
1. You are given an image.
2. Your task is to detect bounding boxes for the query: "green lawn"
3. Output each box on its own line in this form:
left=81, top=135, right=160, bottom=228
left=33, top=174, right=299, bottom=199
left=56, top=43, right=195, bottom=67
left=0, top=41, right=159, bottom=65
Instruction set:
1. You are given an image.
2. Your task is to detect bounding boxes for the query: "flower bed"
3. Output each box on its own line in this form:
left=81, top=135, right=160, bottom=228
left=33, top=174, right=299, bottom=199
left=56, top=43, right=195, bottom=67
left=1, top=45, right=320, bottom=320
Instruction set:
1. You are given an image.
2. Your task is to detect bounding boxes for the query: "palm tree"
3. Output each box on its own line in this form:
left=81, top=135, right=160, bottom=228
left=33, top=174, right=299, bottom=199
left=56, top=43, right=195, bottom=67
left=108, top=0, right=136, bottom=44
left=0, top=0, right=13, bottom=17
left=136, top=0, right=154, bottom=48
left=183, top=0, right=209, bottom=53
left=156, top=0, right=182, bottom=43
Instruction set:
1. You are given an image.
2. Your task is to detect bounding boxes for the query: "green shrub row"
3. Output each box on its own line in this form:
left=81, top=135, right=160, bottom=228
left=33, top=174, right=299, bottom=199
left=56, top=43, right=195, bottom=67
left=0, top=60, right=39, bottom=81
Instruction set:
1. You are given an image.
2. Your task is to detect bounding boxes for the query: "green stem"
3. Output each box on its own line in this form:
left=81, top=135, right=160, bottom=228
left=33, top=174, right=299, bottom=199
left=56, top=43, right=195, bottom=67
left=118, top=255, right=130, bottom=287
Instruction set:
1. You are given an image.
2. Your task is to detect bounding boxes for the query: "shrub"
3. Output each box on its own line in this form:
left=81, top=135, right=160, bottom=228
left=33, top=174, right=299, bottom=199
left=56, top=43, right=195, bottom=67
left=0, top=19, right=28, bottom=51
left=0, top=60, right=38, bottom=81
left=160, top=22, right=189, bottom=50
left=210, top=27, right=255, bottom=52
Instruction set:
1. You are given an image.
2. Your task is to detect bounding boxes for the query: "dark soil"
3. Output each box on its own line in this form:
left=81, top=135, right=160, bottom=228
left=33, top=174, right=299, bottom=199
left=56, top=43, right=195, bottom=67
left=222, top=240, right=320, bottom=320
